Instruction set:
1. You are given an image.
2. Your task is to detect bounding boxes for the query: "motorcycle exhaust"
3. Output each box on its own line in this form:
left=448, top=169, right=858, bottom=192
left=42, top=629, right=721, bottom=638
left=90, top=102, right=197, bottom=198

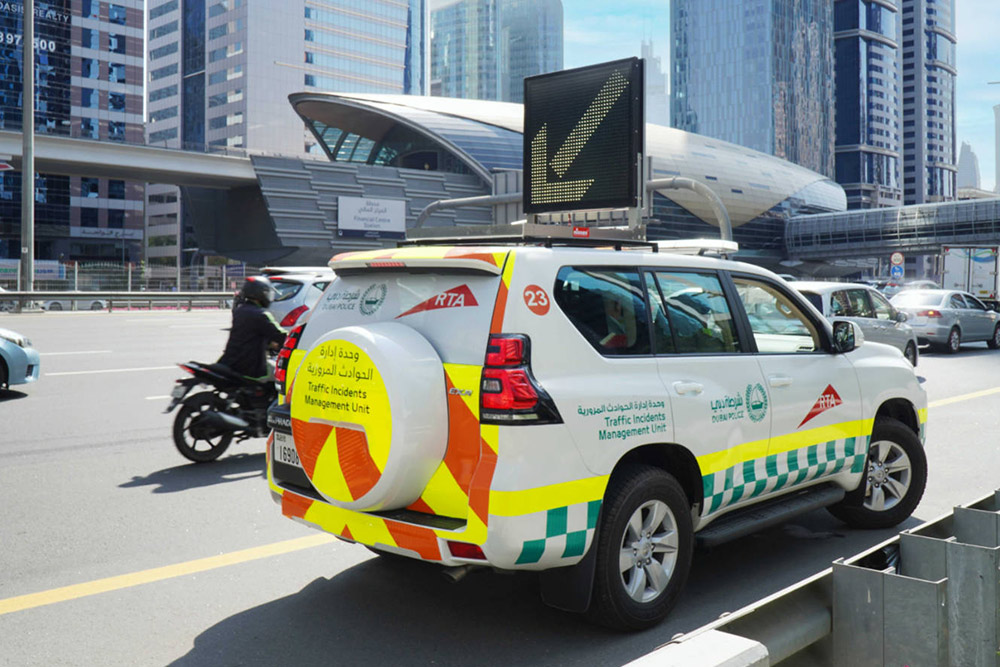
left=199, top=411, right=250, bottom=432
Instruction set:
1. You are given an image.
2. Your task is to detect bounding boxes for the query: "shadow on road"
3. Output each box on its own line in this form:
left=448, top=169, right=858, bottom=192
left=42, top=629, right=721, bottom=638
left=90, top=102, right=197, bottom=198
left=0, top=389, right=28, bottom=402
left=120, top=452, right=265, bottom=494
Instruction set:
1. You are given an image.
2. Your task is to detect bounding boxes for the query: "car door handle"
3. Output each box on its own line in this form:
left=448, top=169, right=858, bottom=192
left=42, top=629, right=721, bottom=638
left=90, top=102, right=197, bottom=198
left=672, top=381, right=703, bottom=396
left=768, top=375, right=793, bottom=388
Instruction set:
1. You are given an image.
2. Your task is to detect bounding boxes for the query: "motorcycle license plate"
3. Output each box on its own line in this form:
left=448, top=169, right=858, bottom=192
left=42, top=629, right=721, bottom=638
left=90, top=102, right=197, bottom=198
left=273, top=431, right=301, bottom=468
left=171, top=384, right=187, bottom=399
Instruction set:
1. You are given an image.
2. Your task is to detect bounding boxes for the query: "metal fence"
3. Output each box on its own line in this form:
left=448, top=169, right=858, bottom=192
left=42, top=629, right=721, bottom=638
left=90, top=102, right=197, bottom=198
left=0, top=261, right=261, bottom=293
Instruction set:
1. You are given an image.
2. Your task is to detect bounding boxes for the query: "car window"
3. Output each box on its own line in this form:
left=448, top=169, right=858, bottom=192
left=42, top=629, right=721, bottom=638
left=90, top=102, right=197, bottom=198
left=649, top=271, right=739, bottom=354
left=644, top=273, right=675, bottom=354
left=845, top=288, right=875, bottom=318
left=830, top=290, right=850, bottom=316
left=892, top=292, right=944, bottom=307
left=869, top=290, right=895, bottom=320
left=965, top=294, right=988, bottom=311
left=800, top=291, right=823, bottom=313
left=554, top=267, right=651, bottom=356
left=733, top=277, right=820, bottom=353
left=949, top=294, right=966, bottom=309
left=271, top=280, right=304, bottom=302
left=311, top=281, right=329, bottom=293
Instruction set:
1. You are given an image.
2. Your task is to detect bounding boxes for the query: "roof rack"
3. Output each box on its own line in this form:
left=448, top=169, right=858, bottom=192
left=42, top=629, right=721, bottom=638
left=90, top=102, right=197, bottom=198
left=401, top=221, right=658, bottom=250
left=653, top=239, right=739, bottom=257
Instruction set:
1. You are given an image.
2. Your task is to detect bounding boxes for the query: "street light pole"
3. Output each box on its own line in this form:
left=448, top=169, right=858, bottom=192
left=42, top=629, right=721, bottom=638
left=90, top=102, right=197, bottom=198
left=20, top=0, right=34, bottom=293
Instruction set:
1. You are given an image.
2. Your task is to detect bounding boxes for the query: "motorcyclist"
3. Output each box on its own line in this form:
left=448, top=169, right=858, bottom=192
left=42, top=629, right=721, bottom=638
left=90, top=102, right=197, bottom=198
left=217, top=277, right=286, bottom=380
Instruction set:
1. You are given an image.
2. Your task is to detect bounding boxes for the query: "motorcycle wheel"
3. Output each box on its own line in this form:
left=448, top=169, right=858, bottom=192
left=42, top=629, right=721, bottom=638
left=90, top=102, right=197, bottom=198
left=172, top=391, right=234, bottom=463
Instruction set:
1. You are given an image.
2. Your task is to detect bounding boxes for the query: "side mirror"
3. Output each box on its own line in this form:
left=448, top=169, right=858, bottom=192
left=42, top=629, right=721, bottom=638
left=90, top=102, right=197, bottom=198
left=832, top=320, right=864, bottom=353
left=895, top=310, right=908, bottom=323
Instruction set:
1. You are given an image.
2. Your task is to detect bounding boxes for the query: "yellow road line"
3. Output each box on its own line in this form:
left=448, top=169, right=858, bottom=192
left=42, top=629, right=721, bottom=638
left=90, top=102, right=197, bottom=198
left=929, top=387, right=1000, bottom=409
left=0, top=533, right=335, bottom=617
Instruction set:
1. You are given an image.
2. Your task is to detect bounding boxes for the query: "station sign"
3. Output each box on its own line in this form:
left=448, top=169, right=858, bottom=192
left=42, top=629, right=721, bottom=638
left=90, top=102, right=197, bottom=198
left=337, top=196, right=406, bottom=240
left=523, top=57, right=645, bottom=214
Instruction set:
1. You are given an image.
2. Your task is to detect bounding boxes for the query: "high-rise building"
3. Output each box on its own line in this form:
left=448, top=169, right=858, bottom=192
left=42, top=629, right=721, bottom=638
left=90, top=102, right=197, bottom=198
left=642, top=40, right=668, bottom=127
left=833, top=0, right=902, bottom=209
left=957, top=141, right=981, bottom=190
left=430, top=0, right=562, bottom=103
left=0, top=0, right=145, bottom=264
left=899, top=0, right=956, bottom=204
left=995, top=105, right=1000, bottom=193
left=145, top=0, right=429, bottom=281
left=670, top=0, right=835, bottom=178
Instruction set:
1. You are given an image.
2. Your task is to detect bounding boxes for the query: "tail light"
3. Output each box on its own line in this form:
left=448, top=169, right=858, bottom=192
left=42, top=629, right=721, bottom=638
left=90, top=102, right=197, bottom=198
left=447, top=541, right=486, bottom=560
left=280, top=305, right=309, bottom=327
left=274, top=324, right=305, bottom=389
left=917, top=309, right=942, bottom=318
left=480, top=334, right=561, bottom=425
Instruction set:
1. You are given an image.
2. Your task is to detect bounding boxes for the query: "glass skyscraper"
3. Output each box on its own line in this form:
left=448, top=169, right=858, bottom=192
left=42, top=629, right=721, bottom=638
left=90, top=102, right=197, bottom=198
left=670, top=0, right=835, bottom=179
left=145, top=0, right=428, bottom=279
left=834, top=0, right=902, bottom=209
left=430, top=0, right=562, bottom=103
left=900, top=0, right=956, bottom=204
left=0, top=0, right=145, bottom=264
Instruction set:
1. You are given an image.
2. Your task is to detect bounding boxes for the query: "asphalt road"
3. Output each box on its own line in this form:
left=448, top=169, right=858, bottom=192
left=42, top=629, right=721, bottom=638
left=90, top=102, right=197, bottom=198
left=2, top=310, right=999, bottom=666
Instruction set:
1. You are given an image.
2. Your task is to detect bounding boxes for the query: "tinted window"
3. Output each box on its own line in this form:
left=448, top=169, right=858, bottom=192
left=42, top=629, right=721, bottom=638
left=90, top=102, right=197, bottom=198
left=965, top=294, right=987, bottom=311
left=845, top=288, right=875, bottom=318
left=892, top=292, right=945, bottom=307
left=733, top=277, right=820, bottom=353
left=949, top=294, right=966, bottom=309
left=271, top=280, right=303, bottom=302
left=830, top=290, right=850, bottom=316
left=651, top=271, right=739, bottom=354
left=870, top=290, right=895, bottom=320
left=554, top=267, right=651, bottom=356
left=800, top=291, right=822, bottom=312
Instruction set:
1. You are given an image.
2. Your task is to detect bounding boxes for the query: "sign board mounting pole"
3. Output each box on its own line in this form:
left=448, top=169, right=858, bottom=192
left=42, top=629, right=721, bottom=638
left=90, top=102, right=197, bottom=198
left=20, top=0, right=34, bottom=293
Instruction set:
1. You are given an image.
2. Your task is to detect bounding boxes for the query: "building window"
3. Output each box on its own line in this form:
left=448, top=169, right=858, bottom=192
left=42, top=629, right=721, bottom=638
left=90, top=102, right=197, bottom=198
left=107, top=210, right=124, bottom=229
left=81, top=177, right=99, bottom=197
left=109, top=93, right=126, bottom=112
left=81, top=0, right=99, bottom=18
left=108, top=122, right=126, bottom=142
left=208, top=24, right=228, bottom=39
left=208, top=46, right=227, bottom=62
left=81, top=58, right=98, bottom=79
left=109, top=34, right=126, bottom=54
left=151, top=20, right=178, bottom=40
left=109, top=4, right=128, bottom=25
left=108, top=180, right=125, bottom=199
left=150, top=63, right=178, bottom=81
left=151, top=0, right=179, bottom=19
left=80, top=28, right=98, bottom=49
left=150, top=85, right=177, bottom=103
left=80, top=118, right=98, bottom=139
left=151, top=42, right=179, bottom=60
left=80, top=88, right=97, bottom=108
left=149, top=127, right=178, bottom=143
left=150, top=106, right=178, bottom=122
left=80, top=208, right=99, bottom=227
left=108, top=63, right=126, bottom=83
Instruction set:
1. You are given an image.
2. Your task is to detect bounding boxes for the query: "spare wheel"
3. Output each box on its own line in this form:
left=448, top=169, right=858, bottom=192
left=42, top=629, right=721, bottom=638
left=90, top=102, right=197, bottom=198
left=289, top=322, right=448, bottom=511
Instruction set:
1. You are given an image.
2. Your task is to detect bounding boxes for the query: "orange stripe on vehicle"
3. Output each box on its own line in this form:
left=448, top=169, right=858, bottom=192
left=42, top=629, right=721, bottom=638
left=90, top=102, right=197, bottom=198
left=443, top=248, right=499, bottom=266
left=342, top=525, right=354, bottom=541
left=490, top=280, right=509, bottom=333
left=291, top=420, right=334, bottom=478
left=336, top=427, right=381, bottom=501
left=468, top=439, right=498, bottom=526
left=442, top=376, right=483, bottom=494
left=385, top=522, right=441, bottom=560
left=282, top=491, right=313, bottom=520
left=406, top=497, right=436, bottom=514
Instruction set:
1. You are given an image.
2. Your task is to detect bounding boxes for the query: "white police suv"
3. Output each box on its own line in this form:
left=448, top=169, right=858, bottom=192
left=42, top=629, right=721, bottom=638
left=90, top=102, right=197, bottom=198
left=266, top=231, right=927, bottom=630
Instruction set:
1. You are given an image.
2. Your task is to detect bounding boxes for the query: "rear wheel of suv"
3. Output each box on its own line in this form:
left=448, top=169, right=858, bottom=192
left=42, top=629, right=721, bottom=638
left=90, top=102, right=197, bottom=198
left=587, top=465, right=693, bottom=631
left=827, top=417, right=926, bottom=529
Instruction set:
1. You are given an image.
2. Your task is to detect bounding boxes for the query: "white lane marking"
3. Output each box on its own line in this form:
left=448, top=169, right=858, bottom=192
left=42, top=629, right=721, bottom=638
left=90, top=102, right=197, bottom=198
left=168, top=324, right=228, bottom=329
left=145, top=395, right=170, bottom=400
left=46, top=366, right=177, bottom=377
left=39, top=350, right=112, bottom=357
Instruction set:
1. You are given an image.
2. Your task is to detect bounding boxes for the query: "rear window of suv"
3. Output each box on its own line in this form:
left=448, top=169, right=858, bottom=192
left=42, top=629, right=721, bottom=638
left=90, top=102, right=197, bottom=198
left=271, top=279, right=303, bottom=301
left=554, top=267, right=651, bottom=356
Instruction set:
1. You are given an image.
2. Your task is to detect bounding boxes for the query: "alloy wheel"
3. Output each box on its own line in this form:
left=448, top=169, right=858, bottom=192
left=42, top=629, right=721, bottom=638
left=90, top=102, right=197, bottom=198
left=618, top=500, right=680, bottom=603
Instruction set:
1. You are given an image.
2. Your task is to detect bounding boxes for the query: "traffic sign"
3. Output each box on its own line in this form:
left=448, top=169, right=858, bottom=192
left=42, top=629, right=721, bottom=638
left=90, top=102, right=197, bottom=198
left=890, top=252, right=904, bottom=266
left=890, top=264, right=904, bottom=280
left=523, top=58, right=645, bottom=214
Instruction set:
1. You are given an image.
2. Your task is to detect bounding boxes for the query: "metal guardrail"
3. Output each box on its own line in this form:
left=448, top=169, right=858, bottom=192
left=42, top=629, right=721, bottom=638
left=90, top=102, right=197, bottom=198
left=0, top=291, right=233, bottom=313
left=634, top=489, right=1000, bottom=666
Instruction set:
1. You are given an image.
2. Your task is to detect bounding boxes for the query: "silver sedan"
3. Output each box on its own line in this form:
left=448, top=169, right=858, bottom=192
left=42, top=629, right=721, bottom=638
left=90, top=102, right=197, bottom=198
left=890, top=289, right=1000, bottom=353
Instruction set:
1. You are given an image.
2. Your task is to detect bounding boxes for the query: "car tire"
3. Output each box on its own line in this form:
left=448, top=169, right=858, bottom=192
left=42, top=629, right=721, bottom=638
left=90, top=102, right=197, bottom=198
left=827, top=417, right=927, bottom=530
left=90, top=302, right=103, bottom=311
left=904, top=342, right=918, bottom=366
left=989, top=325, right=1000, bottom=350
left=586, top=465, right=693, bottom=631
left=0, top=358, right=8, bottom=390
left=940, top=327, right=961, bottom=354
left=48, top=302, right=62, bottom=311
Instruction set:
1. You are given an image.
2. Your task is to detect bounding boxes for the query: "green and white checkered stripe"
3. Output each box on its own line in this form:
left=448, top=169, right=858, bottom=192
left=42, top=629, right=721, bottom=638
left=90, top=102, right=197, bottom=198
left=515, top=500, right=602, bottom=565
left=702, top=437, right=870, bottom=516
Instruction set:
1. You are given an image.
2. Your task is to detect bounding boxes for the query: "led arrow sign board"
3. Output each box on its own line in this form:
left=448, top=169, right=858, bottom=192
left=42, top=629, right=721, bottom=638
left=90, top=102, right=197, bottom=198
left=523, top=57, right=644, bottom=214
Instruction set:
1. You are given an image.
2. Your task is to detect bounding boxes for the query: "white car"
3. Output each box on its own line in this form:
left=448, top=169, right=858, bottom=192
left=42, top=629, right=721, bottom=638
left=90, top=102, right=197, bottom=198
left=793, top=281, right=918, bottom=366
left=265, top=239, right=928, bottom=631
left=257, top=267, right=335, bottom=328
left=43, top=297, right=107, bottom=311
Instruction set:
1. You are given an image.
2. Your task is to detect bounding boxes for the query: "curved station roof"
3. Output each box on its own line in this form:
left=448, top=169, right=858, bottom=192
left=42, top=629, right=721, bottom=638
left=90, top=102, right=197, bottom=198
left=290, top=92, right=845, bottom=231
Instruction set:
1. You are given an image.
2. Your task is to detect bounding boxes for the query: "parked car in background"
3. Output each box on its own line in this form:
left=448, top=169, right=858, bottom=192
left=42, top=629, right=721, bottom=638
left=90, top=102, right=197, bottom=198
left=0, top=286, right=13, bottom=312
left=0, top=326, right=40, bottom=389
left=891, top=289, right=1000, bottom=353
left=902, top=280, right=940, bottom=291
left=794, top=281, right=919, bottom=366
left=43, top=297, right=107, bottom=311
left=258, top=267, right=335, bottom=328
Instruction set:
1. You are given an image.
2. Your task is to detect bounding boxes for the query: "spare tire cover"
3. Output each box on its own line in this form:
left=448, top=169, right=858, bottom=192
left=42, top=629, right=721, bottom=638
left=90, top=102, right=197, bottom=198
left=289, top=322, right=448, bottom=511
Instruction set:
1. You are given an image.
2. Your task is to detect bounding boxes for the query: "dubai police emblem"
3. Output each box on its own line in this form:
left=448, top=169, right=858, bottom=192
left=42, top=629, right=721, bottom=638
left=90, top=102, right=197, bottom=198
left=745, top=383, right=768, bottom=423
left=359, top=283, right=387, bottom=316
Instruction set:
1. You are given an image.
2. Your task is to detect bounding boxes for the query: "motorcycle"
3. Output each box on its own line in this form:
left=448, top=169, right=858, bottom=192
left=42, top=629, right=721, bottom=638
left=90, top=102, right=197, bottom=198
left=165, top=361, right=277, bottom=462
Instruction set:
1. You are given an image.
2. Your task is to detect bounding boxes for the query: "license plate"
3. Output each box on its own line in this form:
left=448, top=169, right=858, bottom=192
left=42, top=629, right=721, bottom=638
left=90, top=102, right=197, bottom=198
left=171, top=384, right=187, bottom=399
left=273, top=431, right=302, bottom=468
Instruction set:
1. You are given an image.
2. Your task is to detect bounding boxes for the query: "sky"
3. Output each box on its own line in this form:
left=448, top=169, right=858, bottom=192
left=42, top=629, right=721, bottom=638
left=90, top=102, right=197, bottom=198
left=562, top=0, right=1000, bottom=191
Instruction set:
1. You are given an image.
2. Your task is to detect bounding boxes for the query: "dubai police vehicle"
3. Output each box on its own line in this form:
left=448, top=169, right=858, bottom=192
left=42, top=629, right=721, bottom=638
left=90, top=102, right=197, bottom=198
left=266, top=226, right=927, bottom=630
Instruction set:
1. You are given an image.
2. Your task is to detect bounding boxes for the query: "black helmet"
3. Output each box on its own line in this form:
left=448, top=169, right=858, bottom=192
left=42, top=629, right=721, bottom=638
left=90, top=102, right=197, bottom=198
left=238, top=277, right=274, bottom=307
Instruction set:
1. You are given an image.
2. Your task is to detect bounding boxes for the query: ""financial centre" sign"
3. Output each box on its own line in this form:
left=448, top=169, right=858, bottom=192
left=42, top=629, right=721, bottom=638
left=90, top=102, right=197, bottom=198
left=522, top=57, right=644, bottom=215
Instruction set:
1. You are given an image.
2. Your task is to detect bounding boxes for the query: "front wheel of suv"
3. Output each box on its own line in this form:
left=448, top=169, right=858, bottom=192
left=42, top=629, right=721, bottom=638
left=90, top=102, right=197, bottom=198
left=827, top=417, right=926, bottom=529
left=586, top=465, right=693, bottom=631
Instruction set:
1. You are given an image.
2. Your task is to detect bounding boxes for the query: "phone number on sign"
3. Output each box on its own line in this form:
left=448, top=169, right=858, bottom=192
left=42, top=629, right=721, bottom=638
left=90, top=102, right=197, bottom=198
left=1, top=33, right=58, bottom=51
